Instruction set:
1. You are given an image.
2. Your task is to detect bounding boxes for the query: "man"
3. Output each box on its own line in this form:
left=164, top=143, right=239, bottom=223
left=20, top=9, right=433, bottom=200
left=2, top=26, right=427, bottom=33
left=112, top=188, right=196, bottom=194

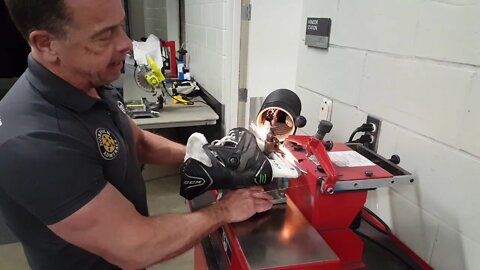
left=0, top=0, right=273, bottom=269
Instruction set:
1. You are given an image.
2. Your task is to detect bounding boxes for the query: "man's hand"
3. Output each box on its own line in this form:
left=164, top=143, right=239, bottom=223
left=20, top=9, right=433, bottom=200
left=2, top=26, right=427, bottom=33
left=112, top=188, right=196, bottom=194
left=214, top=187, right=274, bottom=224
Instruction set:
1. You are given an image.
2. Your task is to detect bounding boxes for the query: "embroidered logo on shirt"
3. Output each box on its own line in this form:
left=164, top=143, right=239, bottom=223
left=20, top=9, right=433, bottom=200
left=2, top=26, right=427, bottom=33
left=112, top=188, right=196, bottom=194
left=117, top=101, right=127, bottom=114
left=95, top=128, right=119, bottom=160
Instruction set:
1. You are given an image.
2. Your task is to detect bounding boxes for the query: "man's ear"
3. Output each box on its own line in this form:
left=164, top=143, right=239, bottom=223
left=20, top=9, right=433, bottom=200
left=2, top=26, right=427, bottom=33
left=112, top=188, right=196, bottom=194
left=28, top=31, right=59, bottom=63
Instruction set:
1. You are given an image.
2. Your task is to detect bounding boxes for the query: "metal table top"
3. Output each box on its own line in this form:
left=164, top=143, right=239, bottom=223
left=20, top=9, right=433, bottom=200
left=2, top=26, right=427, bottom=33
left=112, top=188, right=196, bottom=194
left=231, top=199, right=338, bottom=269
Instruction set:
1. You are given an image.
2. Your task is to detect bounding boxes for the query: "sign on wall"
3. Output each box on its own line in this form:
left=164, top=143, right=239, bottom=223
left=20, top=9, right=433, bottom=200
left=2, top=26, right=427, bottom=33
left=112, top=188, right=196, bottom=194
left=305, top=18, right=332, bottom=49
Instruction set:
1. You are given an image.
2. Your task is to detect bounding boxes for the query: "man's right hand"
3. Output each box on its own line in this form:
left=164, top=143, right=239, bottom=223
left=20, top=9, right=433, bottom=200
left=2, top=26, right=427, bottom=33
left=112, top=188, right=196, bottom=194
left=46, top=184, right=273, bottom=269
left=214, top=187, right=274, bottom=224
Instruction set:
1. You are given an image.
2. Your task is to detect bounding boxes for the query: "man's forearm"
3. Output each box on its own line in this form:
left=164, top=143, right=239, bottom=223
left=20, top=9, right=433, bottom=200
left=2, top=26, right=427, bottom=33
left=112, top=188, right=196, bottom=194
left=50, top=184, right=271, bottom=270
left=137, top=130, right=186, bottom=165
left=125, top=203, right=227, bottom=269
left=124, top=188, right=272, bottom=269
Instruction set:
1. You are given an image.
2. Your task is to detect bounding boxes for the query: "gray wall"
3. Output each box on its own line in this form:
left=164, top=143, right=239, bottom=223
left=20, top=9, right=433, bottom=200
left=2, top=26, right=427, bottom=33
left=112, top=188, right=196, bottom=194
left=184, top=0, right=241, bottom=130
left=127, top=0, right=146, bottom=40
left=144, top=0, right=180, bottom=45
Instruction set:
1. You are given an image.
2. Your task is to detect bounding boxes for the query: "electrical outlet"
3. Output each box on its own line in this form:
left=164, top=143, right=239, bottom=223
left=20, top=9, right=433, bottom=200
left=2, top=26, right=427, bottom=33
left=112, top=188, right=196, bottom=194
left=366, top=115, right=381, bottom=152
left=319, top=98, right=332, bottom=121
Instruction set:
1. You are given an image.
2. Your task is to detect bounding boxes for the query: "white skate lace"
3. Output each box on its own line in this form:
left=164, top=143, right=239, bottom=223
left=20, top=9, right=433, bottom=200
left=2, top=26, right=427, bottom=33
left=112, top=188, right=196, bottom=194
left=211, top=134, right=237, bottom=147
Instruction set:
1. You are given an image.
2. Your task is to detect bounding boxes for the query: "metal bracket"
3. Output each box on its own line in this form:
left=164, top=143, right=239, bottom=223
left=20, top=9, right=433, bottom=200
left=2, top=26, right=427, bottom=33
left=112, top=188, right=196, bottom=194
left=238, top=88, right=248, bottom=102
left=241, top=3, right=251, bottom=21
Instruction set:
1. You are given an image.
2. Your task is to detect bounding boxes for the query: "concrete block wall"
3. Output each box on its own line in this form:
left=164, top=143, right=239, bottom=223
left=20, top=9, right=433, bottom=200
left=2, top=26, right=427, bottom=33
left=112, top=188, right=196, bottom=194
left=295, top=0, right=480, bottom=269
left=185, top=0, right=240, bottom=130
left=144, top=0, right=168, bottom=39
left=165, top=0, right=180, bottom=46
left=143, top=0, right=180, bottom=45
left=126, top=0, right=145, bottom=40
left=185, top=0, right=227, bottom=101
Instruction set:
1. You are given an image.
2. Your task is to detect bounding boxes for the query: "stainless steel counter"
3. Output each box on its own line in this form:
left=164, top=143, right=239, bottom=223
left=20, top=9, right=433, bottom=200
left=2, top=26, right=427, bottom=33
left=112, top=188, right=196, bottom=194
left=191, top=192, right=426, bottom=270
left=231, top=199, right=338, bottom=269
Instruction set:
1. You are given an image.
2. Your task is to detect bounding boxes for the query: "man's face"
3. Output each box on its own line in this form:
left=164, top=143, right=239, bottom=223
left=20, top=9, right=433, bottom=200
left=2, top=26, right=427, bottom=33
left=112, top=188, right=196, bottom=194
left=54, top=0, right=132, bottom=88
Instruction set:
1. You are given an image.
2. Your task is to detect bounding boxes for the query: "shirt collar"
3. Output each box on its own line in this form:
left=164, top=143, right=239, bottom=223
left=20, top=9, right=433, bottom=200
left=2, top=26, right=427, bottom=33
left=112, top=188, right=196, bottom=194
left=25, top=55, right=103, bottom=112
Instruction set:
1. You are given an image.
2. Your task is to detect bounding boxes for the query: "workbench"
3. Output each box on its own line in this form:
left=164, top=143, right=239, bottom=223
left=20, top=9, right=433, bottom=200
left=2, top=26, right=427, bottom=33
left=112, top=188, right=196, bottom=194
left=122, top=74, right=219, bottom=130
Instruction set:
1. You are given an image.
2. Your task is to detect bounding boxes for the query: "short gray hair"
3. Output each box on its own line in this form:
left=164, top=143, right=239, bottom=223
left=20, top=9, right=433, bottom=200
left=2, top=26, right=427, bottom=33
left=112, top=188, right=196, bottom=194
left=5, top=0, right=72, bottom=39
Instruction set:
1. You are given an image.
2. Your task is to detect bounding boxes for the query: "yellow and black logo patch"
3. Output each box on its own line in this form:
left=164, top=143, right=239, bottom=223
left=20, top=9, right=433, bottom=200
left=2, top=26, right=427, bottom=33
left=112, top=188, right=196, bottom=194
left=95, top=128, right=119, bottom=160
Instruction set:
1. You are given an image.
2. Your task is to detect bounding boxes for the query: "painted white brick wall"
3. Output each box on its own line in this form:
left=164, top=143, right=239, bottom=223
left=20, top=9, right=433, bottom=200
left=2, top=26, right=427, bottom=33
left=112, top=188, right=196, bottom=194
left=185, top=0, right=227, bottom=101
left=388, top=189, right=439, bottom=261
left=459, top=73, right=480, bottom=157
left=185, top=0, right=239, bottom=130
left=415, top=1, right=480, bottom=66
left=335, top=0, right=422, bottom=56
left=359, top=52, right=473, bottom=146
left=296, top=46, right=366, bottom=105
left=430, top=223, right=480, bottom=270
left=166, top=0, right=180, bottom=46
left=295, top=0, right=480, bottom=269
left=334, top=0, right=480, bottom=66
left=144, top=0, right=167, bottom=39
left=143, top=0, right=179, bottom=45
left=126, top=0, right=145, bottom=40
left=296, top=86, right=368, bottom=143
left=389, top=127, right=480, bottom=244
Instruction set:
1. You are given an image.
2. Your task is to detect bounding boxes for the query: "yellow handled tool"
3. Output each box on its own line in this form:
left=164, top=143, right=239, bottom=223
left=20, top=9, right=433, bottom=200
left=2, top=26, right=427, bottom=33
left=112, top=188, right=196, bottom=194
left=172, top=95, right=193, bottom=105
left=144, top=57, right=165, bottom=88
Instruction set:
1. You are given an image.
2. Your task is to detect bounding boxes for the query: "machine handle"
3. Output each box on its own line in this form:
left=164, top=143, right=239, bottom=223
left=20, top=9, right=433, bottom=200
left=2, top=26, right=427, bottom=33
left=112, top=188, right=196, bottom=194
left=306, top=136, right=337, bottom=194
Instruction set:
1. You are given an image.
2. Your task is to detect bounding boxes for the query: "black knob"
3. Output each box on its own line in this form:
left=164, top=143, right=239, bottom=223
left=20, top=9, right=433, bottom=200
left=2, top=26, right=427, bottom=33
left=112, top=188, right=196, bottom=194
left=365, top=170, right=373, bottom=177
left=228, top=157, right=239, bottom=167
left=319, top=120, right=333, bottom=133
left=389, top=155, right=401, bottom=165
left=324, top=140, right=334, bottom=151
left=293, top=144, right=304, bottom=152
left=295, top=116, right=307, bottom=128
left=177, top=48, right=188, bottom=55
left=315, top=120, right=333, bottom=141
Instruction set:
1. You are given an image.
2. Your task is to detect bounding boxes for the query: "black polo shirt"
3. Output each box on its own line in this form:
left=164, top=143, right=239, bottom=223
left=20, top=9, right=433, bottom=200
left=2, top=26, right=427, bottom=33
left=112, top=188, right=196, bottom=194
left=0, top=56, right=147, bottom=269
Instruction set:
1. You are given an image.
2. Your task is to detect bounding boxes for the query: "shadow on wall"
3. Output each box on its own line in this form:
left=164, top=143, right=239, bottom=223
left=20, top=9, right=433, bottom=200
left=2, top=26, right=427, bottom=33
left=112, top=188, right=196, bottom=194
left=389, top=186, right=466, bottom=270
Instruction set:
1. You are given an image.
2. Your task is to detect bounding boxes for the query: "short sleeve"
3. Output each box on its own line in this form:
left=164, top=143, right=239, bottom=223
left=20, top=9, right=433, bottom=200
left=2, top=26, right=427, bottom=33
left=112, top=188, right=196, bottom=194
left=0, top=131, right=107, bottom=225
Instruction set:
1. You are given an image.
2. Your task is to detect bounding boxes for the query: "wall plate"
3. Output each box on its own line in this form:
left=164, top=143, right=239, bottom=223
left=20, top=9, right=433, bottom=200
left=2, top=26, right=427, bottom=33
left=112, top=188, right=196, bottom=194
left=366, top=115, right=381, bottom=152
left=319, top=98, right=333, bottom=121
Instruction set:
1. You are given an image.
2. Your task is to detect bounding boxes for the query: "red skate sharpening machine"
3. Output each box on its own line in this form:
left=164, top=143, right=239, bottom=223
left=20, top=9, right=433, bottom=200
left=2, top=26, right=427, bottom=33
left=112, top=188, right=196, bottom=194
left=187, top=89, right=433, bottom=270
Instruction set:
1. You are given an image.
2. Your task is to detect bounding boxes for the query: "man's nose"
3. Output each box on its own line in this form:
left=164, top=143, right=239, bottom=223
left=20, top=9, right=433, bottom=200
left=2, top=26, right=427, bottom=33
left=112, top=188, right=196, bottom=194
left=117, top=30, right=133, bottom=53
